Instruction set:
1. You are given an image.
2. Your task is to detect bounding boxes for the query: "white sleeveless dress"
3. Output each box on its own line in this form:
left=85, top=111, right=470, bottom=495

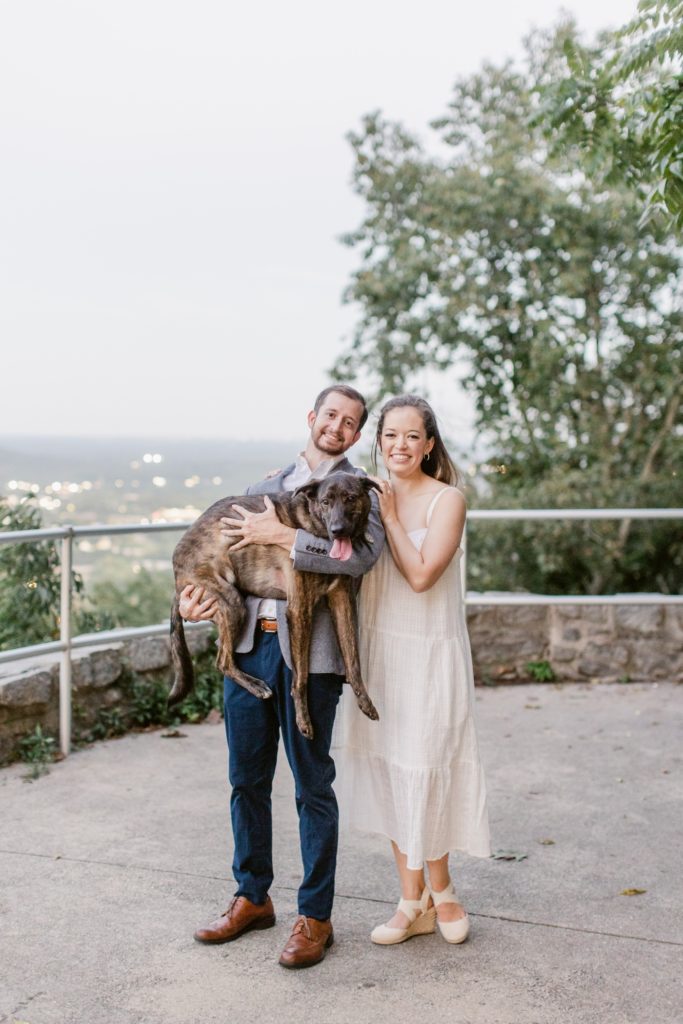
left=337, top=488, right=491, bottom=869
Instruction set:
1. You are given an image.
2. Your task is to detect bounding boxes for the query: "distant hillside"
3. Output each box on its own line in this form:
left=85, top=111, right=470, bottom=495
left=0, top=435, right=373, bottom=527
left=0, top=436, right=305, bottom=484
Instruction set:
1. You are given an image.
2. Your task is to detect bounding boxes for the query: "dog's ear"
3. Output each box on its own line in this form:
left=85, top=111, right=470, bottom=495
left=359, top=476, right=382, bottom=494
left=293, top=480, right=321, bottom=501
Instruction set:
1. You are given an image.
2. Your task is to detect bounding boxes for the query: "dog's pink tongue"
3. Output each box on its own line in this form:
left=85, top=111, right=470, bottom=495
left=329, top=538, right=353, bottom=561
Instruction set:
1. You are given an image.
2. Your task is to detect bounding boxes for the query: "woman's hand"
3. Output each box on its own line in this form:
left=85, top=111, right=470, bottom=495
left=179, top=584, right=218, bottom=622
left=369, top=475, right=398, bottom=526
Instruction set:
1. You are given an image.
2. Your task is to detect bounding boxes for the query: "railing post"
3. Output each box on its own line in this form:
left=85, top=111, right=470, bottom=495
left=59, top=529, right=73, bottom=756
left=460, top=521, right=467, bottom=601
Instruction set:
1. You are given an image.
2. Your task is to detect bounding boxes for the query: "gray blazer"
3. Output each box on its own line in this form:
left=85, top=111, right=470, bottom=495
left=234, top=457, right=385, bottom=675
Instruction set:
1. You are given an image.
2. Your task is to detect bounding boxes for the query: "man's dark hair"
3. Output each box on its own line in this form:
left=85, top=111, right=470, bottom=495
left=314, top=384, right=368, bottom=430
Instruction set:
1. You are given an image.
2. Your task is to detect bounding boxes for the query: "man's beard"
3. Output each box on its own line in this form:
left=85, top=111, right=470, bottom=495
left=313, top=428, right=345, bottom=454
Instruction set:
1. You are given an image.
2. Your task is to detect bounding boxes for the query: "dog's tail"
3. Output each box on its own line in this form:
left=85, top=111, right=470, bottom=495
left=168, top=593, right=195, bottom=706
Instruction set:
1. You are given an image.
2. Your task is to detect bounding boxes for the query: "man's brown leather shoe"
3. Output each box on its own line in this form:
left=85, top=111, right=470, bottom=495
left=193, top=895, right=275, bottom=944
left=278, top=915, right=334, bottom=969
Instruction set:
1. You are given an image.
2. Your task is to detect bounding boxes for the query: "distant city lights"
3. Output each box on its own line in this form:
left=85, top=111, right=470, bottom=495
left=78, top=538, right=113, bottom=553
left=4, top=477, right=128, bottom=497
left=7, top=480, right=42, bottom=492
left=3, top=452, right=360, bottom=538
left=152, top=506, right=201, bottom=522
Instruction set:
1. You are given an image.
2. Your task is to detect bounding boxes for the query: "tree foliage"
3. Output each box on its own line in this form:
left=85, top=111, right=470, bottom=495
left=537, top=1, right=683, bottom=228
left=0, top=496, right=113, bottom=651
left=0, top=497, right=64, bottom=650
left=333, top=24, right=682, bottom=594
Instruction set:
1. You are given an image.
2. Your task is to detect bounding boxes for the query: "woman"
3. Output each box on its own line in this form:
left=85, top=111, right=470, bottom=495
left=338, top=394, right=490, bottom=945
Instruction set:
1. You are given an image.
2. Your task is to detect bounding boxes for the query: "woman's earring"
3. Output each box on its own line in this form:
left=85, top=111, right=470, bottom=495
left=423, top=451, right=431, bottom=462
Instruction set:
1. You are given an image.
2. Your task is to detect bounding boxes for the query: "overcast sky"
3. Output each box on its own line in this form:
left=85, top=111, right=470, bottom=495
left=1, top=0, right=638, bottom=445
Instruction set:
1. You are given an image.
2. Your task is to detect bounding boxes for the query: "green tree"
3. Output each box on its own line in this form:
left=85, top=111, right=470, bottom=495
left=0, top=497, right=63, bottom=650
left=333, top=26, right=683, bottom=595
left=537, top=1, right=683, bottom=227
left=0, top=496, right=113, bottom=651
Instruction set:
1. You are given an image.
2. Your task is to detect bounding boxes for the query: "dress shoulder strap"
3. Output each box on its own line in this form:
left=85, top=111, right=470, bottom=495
left=426, top=487, right=451, bottom=526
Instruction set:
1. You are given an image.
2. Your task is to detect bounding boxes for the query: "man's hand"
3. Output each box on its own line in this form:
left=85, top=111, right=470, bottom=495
left=220, top=495, right=295, bottom=551
left=179, top=584, right=218, bottom=622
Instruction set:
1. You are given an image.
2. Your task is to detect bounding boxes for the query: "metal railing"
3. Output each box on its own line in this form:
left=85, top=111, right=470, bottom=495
left=1, top=508, right=682, bottom=756
left=460, top=507, right=683, bottom=604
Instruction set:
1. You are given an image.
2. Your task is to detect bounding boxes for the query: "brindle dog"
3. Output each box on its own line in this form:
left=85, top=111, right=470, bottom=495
left=169, top=472, right=380, bottom=739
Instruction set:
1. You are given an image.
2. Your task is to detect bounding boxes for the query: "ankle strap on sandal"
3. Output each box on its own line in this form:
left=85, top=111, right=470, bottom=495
left=429, top=881, right=459, bottom=906
left=397, top=886, right=431, bottom=922
left=396, top=897, right=423, bottom=923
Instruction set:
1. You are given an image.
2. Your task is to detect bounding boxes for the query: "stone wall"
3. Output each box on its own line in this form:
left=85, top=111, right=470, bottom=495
left=468, top=602, right=683, bottom=683
left=0, top=628, right=213, bottom=764
left=1, top=603, right=681, bottom=762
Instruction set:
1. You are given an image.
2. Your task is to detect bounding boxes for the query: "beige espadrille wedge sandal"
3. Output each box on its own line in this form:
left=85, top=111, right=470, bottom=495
left=370, top=887, right=437, bottom=945
left=428, top=881, right=470, bottom=944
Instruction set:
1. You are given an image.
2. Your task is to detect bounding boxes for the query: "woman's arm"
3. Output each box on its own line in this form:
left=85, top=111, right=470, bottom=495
left=381, top=487, right=465, bottom=593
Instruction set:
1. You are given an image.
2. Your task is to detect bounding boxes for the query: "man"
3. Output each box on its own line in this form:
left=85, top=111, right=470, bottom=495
left=180, top=385, right=383, bottom=968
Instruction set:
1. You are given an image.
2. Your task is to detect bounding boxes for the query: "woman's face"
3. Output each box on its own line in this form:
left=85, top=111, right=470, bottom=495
left=379, top=406, right=434, bottom=477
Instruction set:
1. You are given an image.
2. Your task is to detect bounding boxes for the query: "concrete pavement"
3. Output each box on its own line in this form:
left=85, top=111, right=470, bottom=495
left=1, top=681, right=681, bottom=1024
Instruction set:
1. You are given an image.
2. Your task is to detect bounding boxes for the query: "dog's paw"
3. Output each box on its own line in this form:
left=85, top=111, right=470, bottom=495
left=296, top=715, right=315, bottom=740
left=225, top=670, right=273, bottom=701
left=358, top=696, right=380, bottom=721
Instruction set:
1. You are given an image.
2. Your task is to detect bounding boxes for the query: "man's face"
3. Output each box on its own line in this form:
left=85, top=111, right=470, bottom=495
left=307, top=391, right=364, bottom=457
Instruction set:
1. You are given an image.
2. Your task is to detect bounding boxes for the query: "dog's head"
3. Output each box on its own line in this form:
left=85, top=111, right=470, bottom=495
left=294, top=472, right=380, bottom=561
